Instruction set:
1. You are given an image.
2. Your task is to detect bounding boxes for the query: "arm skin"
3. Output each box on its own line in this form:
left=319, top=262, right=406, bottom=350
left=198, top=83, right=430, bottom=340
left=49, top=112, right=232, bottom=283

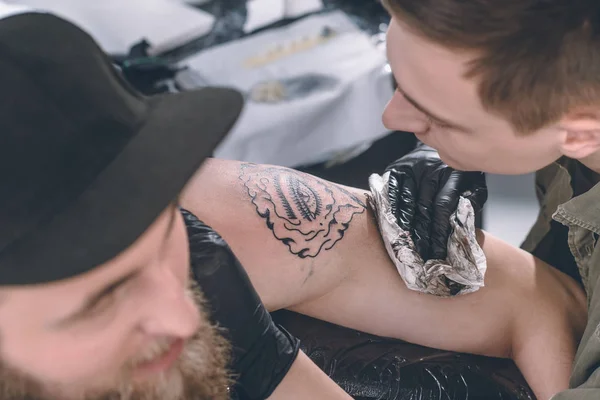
left=269, top=351, right=352, bottom=399
left=181, top=158, right=588, bottom=400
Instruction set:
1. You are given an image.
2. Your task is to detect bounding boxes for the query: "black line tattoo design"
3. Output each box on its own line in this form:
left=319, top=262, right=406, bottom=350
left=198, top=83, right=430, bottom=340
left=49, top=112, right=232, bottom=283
left=239, top=163, right=366, bottom=258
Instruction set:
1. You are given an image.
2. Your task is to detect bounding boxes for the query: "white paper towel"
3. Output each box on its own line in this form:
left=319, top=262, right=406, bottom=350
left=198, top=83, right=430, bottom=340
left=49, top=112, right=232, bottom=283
left=244, top=0, right=323, bottom=33
left=369, top=172, right=487, bottom=297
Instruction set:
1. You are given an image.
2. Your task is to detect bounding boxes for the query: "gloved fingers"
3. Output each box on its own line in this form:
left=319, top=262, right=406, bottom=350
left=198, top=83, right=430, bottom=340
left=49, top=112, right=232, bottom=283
left=387, top=173, right=402, bottom=225
left=384, top=144, right=451, bottom=260
left=384, top=142, right=440, bottom=173
left=387, top=171, right=416, bottom=232
left=460, top=172, right=488, bottom=213
left=429, top=170, right=463, bottom=260
left=412, top=167, right=448, bottom=260
left=467, top=185, right=488, bottom=213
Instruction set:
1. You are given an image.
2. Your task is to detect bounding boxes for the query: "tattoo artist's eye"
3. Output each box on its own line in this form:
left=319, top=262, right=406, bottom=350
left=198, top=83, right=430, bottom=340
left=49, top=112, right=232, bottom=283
left=428, top=116, right=451, bottom=129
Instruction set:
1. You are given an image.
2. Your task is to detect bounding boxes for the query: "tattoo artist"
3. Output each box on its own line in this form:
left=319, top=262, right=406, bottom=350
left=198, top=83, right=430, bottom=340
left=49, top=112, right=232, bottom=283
left=382, top=1, right=600, bottom=397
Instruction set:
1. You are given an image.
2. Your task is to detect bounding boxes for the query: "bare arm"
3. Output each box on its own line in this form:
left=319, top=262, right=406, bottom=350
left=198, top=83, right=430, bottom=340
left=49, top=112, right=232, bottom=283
left=182, top=159, right=370, bottom=311
left=181, top=158, right=587, bottom=399
left=268, top=352, right=352, bottom=400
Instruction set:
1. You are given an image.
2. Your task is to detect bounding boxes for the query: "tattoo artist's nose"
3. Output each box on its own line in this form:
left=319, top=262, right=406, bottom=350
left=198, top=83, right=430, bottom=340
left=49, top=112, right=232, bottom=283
left=138, top=263, right=200, bottom=339
left=382, top=90, right=430, bottom=134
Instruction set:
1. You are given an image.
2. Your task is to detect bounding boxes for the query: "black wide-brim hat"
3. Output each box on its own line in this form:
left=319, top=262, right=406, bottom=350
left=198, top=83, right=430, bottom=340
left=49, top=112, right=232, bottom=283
left=0, top=12, right=244, bottom=285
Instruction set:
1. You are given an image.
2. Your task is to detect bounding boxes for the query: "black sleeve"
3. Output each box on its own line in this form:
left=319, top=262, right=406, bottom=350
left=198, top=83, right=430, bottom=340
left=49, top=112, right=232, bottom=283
left=182, top=208, right=300, bottom=400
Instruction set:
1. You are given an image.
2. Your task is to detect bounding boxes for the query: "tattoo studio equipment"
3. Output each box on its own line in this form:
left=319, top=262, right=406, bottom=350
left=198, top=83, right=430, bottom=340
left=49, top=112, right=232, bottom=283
left=108, top=1, right=534, bottom=398
left=175, top=10, right=394, bottom=169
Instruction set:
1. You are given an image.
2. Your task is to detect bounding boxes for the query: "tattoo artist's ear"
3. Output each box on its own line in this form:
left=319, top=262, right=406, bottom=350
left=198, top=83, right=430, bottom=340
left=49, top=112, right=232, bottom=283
left=557, top=116, right=600, bottom=160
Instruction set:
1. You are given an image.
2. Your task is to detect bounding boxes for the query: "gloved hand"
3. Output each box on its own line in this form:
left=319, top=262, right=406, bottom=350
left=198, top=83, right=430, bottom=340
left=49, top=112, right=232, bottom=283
left=385, top=143, right=487, bottom=261
left=181, top=209, right=300, bottom=400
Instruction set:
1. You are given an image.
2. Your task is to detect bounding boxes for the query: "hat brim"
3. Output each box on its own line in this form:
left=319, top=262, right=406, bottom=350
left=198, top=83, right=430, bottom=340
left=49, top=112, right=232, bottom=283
left=1, top=87, right=243, bottom=285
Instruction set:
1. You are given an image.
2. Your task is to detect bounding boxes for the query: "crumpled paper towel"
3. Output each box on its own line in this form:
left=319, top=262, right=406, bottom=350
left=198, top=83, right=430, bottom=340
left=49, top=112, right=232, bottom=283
left=368, top=172, right=487, bottom=297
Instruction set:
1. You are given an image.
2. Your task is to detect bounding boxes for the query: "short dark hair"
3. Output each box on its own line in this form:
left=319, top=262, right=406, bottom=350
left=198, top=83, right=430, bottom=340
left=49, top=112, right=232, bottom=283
left=383, top=0, right=600, bottom=133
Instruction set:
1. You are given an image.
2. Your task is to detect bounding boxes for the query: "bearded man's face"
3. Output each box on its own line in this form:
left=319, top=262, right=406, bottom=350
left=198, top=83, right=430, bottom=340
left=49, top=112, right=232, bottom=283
left=0, top=207, right=231, bottom=400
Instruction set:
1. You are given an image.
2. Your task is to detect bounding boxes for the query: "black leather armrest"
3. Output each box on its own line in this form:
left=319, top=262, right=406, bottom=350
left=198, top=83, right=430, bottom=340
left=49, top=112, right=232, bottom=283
left=272, top=310, right=534, bottom=400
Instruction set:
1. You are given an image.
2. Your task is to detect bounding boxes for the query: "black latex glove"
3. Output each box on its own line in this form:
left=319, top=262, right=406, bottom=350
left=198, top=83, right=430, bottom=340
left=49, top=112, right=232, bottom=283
left=182, top=209, right=300, bottom=400
left=385, top=143, right=487, bottom=261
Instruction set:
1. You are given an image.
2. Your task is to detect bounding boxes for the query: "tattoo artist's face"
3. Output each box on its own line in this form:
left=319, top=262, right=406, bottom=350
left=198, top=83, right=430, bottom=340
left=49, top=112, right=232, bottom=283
left=0, top=206, right=230, bottom=400
left=382, top=17, right=564, bottom=174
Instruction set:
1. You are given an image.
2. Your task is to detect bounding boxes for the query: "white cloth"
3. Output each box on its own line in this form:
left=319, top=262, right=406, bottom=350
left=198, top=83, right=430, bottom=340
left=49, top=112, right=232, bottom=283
left=3, top=0, right=215, bottom=54
left=244, top=0, right=324, bottom=33
left=0, top=1, right=32, bottom=19
left=181, top=11, right=393, bottom=167
left=369, top=172, right=488, bottom=297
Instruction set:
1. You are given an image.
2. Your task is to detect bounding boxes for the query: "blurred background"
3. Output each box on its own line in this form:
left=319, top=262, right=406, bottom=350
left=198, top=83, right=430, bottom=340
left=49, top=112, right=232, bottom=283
left=2, top=0, right=540, bottom=246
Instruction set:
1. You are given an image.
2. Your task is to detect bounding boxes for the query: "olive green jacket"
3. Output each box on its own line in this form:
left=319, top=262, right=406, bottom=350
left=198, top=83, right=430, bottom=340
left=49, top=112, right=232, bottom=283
left=521, top=158, right=600, bottom=398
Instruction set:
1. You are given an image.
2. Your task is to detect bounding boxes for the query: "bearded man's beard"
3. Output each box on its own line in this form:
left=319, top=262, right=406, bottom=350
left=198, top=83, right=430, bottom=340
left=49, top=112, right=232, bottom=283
left=0, top=286, right=232, bottom=400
